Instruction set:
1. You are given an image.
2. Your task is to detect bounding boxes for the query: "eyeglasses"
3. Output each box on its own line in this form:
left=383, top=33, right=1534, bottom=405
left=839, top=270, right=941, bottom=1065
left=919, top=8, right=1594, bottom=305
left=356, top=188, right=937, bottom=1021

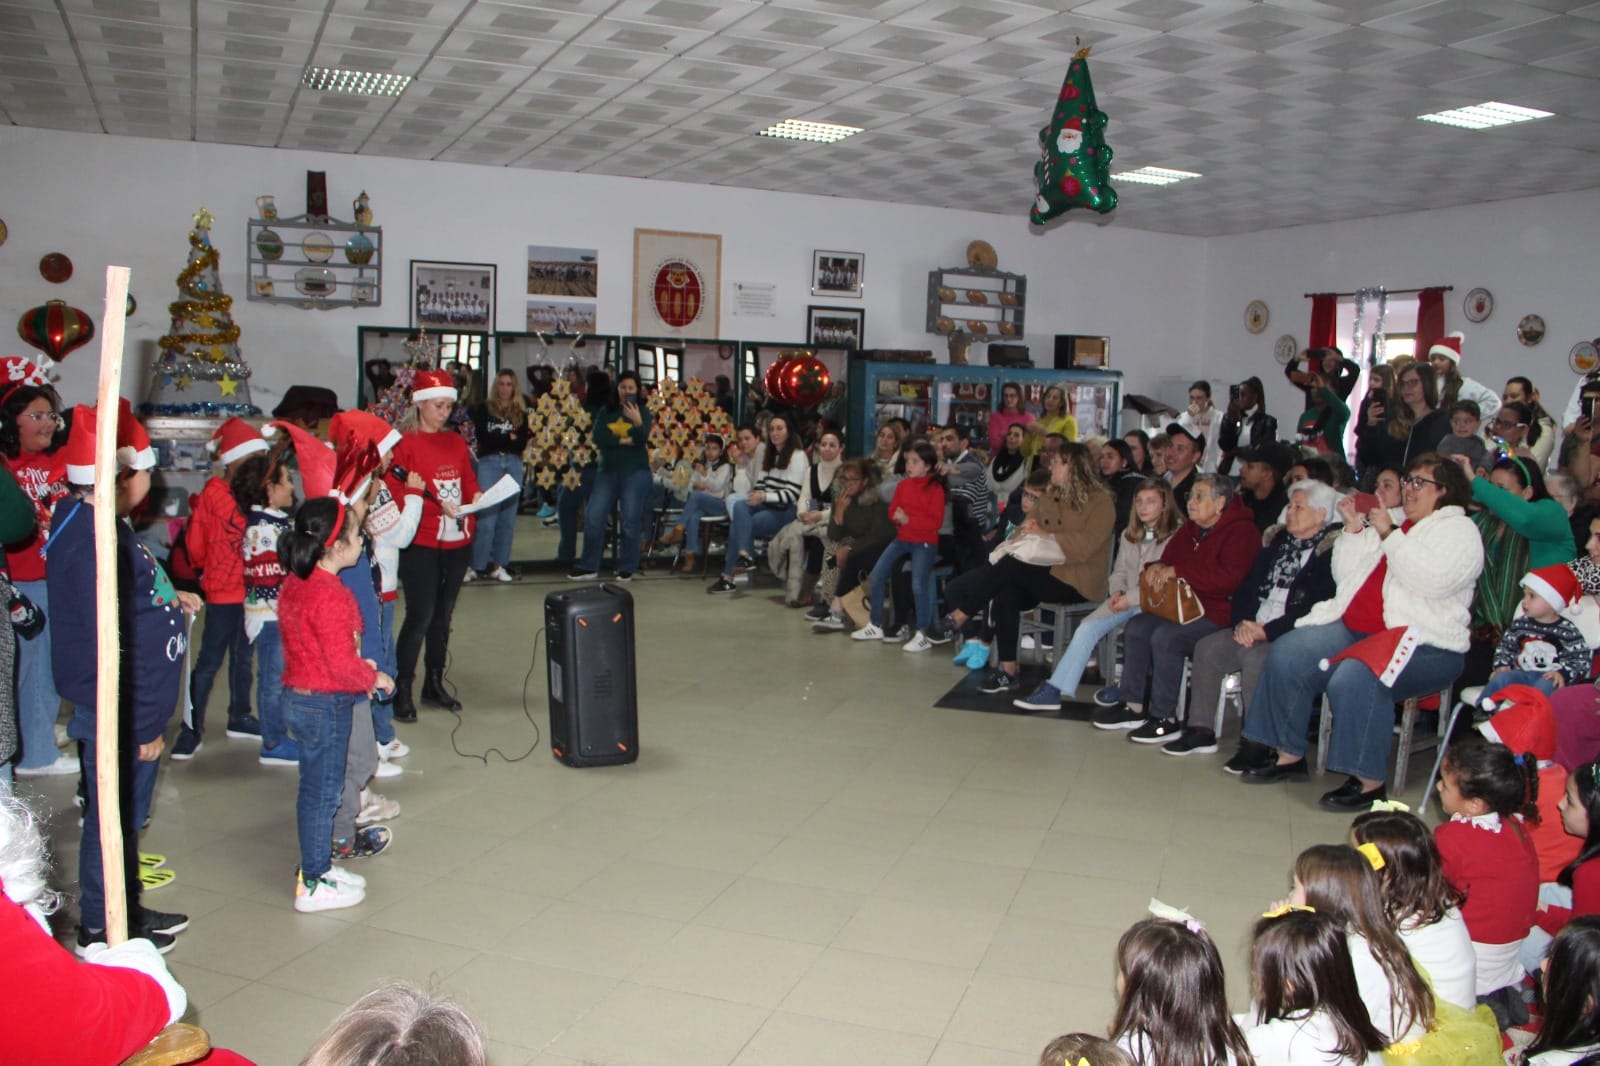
left=1493, top=419, right=1526, bottom=429
left=1402, top=475, right=1439, bottom=489
left=20, top=411, right=62, bottom=426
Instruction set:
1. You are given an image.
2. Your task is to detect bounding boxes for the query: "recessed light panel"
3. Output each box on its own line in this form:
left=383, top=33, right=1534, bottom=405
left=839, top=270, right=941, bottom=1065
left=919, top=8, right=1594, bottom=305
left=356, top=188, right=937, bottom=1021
left=758, top=119, right=863, bottom=144
left=1417, top=101, right=1553, bottom=130
left=302, top=67, right=413, bottom=98
left=1111, top=166, right=1202, bottom=187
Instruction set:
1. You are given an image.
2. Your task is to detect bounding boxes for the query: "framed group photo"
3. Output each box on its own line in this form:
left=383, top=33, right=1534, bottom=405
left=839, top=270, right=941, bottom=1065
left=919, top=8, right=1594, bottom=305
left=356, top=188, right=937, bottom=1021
left=411, top=260, right=496, bottom=330
left=807, top=305, right=865, bottom=350
left=811, top=249, right=863, bottom=299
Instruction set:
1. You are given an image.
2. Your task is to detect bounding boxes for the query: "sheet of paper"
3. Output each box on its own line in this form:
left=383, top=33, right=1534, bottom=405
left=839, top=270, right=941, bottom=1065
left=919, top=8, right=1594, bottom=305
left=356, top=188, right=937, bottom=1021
left=457, top=473, right=519, bottom=516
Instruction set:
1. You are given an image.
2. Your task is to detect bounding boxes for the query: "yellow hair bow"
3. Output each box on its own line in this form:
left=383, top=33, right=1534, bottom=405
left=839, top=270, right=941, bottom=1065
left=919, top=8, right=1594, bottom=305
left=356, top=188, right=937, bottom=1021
left=1262, top=903, right=1316, bottom=919
left=1356, top=842, right=1386, bottom=871
left=1368, top=798, right=1411, bottom=813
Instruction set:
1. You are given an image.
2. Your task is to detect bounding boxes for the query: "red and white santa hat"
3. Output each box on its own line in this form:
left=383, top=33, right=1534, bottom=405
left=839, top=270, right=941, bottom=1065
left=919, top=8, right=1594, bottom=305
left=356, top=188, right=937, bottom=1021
left=1427, top=331, right=1465, bottom=366
left=268, top=420, right=379, bottom=504
left=1320, top=626, right=1420, bottom=688
left=1477, top=685, right=1558, bottom=760
left=1, top=355, right=53, bottom=407
left=1523, top=563, right=1582, bottom=617
left=60, top=402, right=154, bottom=484
left=331, top=408, right=401, bottom=458
left=208, top=416, right=269, bottom=465
left=410, top=368, right=457, bottom=404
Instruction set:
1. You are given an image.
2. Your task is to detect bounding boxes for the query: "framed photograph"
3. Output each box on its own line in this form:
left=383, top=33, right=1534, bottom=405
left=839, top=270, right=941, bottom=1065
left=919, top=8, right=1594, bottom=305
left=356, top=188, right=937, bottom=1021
left=807, top=305, right=865, bottom=350
left=410, top=260, right=496, bottom=330
left=811, top=250, right=864, bottom=299
left=526, top=298, right=597, bottom=334
left=633, top=228, right=721, bottom=339
left=527, top=245, right=597, bottom=297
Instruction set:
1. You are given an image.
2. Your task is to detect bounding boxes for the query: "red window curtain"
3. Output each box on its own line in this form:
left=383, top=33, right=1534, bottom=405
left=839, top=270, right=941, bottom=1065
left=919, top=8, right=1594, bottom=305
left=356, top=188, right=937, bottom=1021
left=1415, top=288, right=1445, bottom=364
left=1308, top=294, right=1336, bottom=349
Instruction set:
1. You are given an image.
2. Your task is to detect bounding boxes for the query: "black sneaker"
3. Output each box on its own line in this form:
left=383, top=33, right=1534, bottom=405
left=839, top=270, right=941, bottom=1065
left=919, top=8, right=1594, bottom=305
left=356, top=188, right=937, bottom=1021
left=882, top=624, right=912, bottom=644
left=225, top=716, right=261, bottom=739
left=733, top=553, right=756, bottom=573
left=1162, top=727, right=1219, bottom=757
left=922, top=622, right=954, bottom=646
left=805, top=602, right=831, bottom=622
left=613, top=571, right=635, bottom=583
left=77, top=925, right=175, bottom=956
left=169, top=729, right=202, bottom=761
left=1129, top=718, right=1182, bottom=745
left=1223, top=739, right=1274, bottom=775
left=137, top=906, right=190, bottom=935
left=708, top=577, right=738, bottom=594
left=1092, top=703, right=1147, bottom=730
left=566, top=567, right=599, bottom=580
left=977, top=669, right=1018, bottom=694
left=812, top=613, right=847, bottom=632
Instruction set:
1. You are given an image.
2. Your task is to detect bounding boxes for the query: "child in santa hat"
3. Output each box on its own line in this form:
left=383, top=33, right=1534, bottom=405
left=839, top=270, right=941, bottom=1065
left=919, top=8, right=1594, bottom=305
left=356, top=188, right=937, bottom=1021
left=173, top=417, right=270, bottom=760
left=46, top=402, right=197, bottom=952
left=1479, top=685, right=1581, bottom=883
left=1480, top=563, right=1592, bottom=704
left=1426, top=332, right=1501, bottom=426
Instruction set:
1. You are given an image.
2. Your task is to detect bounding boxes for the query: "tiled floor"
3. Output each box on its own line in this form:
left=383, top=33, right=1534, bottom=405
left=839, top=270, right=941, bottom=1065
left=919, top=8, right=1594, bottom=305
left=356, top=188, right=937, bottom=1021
left=20, top=571, right=1431, bottom=1065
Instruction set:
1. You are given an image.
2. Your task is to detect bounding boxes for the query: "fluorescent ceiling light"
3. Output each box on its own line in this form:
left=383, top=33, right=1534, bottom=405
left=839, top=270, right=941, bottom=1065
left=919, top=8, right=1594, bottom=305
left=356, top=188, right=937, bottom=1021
left=1112, top=166, right=1202, bottom=187
left=302, top=66, right=412, bottom=98
left=758, top=119, right=862, bottom=144
left=1417, top=101, right=1553, bottom=130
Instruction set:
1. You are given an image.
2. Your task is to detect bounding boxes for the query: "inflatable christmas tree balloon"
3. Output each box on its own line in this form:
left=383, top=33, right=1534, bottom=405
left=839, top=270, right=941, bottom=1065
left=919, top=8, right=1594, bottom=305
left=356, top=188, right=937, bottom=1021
left=1030, top=48, right=1117, bottom=224
left=142, top=208, right=259, bottom=417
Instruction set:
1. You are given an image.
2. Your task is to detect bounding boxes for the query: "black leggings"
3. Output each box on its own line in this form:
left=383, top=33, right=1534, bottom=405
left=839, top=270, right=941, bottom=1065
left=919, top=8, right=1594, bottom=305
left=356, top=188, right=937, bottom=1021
left=396, top=545, right=471, bottom=680
left=946, top=556, right=1084, bottom=661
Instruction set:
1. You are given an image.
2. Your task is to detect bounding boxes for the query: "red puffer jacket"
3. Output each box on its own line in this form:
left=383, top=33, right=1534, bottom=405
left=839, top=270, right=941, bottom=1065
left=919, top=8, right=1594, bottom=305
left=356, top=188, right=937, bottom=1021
left=1157, top=496, right=1261, bottom=627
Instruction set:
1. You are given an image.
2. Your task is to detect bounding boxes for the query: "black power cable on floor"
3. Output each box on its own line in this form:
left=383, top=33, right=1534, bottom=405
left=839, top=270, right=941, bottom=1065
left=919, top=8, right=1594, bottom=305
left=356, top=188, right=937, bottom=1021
left=434, top=628, right=545, bottom=765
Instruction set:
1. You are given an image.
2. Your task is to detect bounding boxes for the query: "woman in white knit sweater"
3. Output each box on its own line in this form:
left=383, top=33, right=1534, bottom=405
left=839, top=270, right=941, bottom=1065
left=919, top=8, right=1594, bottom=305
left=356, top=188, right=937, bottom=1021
left=1236, top=453, right=1484, bottom=811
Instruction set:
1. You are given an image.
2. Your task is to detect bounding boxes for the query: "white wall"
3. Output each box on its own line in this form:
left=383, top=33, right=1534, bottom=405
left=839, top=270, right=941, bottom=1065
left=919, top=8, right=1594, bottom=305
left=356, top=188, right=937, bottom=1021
left=0, top=126, right=1205, bottom=416
left=1199, top=187, right=1600, bottom=423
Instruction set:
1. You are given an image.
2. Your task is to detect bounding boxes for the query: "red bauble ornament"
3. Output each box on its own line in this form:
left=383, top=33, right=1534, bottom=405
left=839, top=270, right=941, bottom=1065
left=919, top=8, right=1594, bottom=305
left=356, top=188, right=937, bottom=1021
left=780, top=355, right=831, bottom=408
left=18, top=299, right=95, bottom=362
left=764, top=356, right=797, bottom=405
left=1060, top=176, right=1082, bottom=197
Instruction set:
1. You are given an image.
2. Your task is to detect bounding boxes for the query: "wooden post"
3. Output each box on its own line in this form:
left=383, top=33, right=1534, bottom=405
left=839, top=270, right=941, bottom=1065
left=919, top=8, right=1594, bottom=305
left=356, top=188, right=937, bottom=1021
left=94, top=265, right=131, bottom=946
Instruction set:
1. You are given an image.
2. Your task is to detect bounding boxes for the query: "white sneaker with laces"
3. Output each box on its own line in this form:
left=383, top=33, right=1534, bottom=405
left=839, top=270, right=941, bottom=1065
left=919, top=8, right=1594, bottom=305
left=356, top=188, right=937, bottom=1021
left=294, top=871, right=364, bottom=912
left=378, top=738, right=410, bottom=760
left=488, top=565, right=514, bottom=583
left=850, top=624, right=884, bottom=641
left=372, top=760, right=403, bottom=779
left=461, top=569, right=476, bottom=584
left=16, top=753, right=80, bottom=778
left=327, top=864, right=366, bottom=889
left=357, top=791, right=401, bottom=826
left=903, top=632, right=935, bottom=653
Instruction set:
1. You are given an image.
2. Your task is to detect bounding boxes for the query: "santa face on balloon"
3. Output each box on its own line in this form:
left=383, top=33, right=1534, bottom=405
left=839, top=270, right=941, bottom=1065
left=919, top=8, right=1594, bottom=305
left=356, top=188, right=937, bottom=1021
left=1056, top=119, right=1083, bottom=155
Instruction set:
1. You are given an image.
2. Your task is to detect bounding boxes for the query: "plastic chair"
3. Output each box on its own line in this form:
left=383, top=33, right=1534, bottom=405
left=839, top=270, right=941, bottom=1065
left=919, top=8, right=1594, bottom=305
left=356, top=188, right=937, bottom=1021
left=1315, top=687, right=1452, bottom=793
left=1014, top=601, right=1096, bottom=666
left=1174, top=660, right=1244, bottom=736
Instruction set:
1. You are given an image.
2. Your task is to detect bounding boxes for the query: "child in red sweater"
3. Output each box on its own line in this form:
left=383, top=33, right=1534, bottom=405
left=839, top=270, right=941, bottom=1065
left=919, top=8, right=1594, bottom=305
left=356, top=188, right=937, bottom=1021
left=853, top=439, right=946, bottom=643
left=278, top=497, right=394, bottom=913
left=175, top=417, right=269, bottom=759
left=1522, top=759, right=1600, bottom=977
left=1433, top=737, right=1540, bottom=1026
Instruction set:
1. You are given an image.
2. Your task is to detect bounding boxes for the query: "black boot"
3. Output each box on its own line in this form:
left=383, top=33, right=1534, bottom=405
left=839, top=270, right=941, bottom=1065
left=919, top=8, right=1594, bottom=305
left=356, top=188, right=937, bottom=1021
left=421, top=669, right=462, bottom=712
left=392, top=679, right=418, bottom=723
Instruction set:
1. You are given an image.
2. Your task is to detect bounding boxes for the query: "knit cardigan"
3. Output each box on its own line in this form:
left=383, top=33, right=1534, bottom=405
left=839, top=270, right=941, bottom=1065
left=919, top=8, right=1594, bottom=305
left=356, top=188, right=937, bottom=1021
left=1031, top=486, right=1115, bottom=602
left=1296, top=505, right=1484, bottom=652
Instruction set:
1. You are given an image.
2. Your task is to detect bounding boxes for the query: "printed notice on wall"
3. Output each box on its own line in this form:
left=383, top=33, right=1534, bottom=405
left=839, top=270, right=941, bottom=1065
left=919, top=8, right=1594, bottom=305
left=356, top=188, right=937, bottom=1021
left=728, top=281, right=776, bottom=318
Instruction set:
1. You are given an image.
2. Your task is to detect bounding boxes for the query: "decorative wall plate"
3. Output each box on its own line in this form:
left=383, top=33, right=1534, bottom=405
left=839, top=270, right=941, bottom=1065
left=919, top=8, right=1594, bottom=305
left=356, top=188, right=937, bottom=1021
left=352, top=280, right=377, bottom=303
left=1572, top=341, right=1600, bottom=376
left=294, top=267, right=337, bottom=297
left=1517, top=314, right=1546, bottom=347
left=344, top=233, right=375, bottom=265
left=1274, top=334, right=1298, bottom=365
left=254, top=228, right=284, bottom=261
left=1244, top=300, right=1269, bottom=334
left=1463, top=287, right=1493, bottom=323
left=39, top=252, right=72, bottom=283
left=0, top=219, right=8, bottom=246
left=966, top=240, right=998, bottom=270
left=125, top=293, right=136, bottom=316
left=300, top=232, right=334, bottom=263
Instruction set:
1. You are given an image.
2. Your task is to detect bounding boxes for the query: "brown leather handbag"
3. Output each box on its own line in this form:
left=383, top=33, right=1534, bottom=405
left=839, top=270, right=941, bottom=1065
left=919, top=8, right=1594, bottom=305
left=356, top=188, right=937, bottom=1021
left=1139, top=568, right=1205, bottom=625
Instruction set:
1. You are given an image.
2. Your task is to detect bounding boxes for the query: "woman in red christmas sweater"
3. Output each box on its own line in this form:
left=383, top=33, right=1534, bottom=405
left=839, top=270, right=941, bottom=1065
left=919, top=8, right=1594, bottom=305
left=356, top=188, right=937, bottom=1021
left=852, top=439, right=946, bottom=643
left=387, top=369, right=480, bottom=720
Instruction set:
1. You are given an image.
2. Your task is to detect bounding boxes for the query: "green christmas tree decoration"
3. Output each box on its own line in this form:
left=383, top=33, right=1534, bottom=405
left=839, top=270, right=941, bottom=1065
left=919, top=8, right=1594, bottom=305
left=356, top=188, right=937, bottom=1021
left=1030, top=48, right=1117, bottom=224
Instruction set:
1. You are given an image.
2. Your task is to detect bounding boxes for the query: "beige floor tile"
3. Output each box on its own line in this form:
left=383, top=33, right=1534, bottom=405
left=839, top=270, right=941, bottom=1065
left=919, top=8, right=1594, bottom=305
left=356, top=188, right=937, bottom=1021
left=1050, top=796, right=1177, bottom=843
left=793, top=803, right=930, bottom=853
left=978, top=913, right=1124, bottom=986
left=943, top=972, right=1109, bottom=1054
left=832, top=897, right=1002, bottom=969
left=497, top=900, right=682, bottom=977
left=166, top=962, right=249, bottom=1016
left=679, top=790, right=823, bottom=836
left=441, top=953, right=619, bottom=1051
left=1159, top=846, right=1294, bottom=900
left=191, top=983, right=347, bottom=1062
left=779, top=948, right=971, bottom=1038
left=466, top=838, right=621, bottom=898
left=627, top=821, right=784, bottom=875
left=1031, top=829, right=1168, bottom=883
left=1170, top=810, right=1295, bottom=859
left=486, top=1040, right=541, bottom=1066
left=871, top=852, right=1025, bottom=914
left=1009, top=871, right=1152, bottom=930
left=747, top=836, right=899, bottom=894
left=259, top=924, right=478, bottom=1004
left=516, top=805, right=670, bottom=858
left=170, top=898, right=355, bottom=980
left=693, top=876, right=867, bottom=945
left=936, top=785, right=1066, bottom=828
left=910, top=817, right=1045, bottom=868
left=827, top=771, right=960, bottom=816
left=362, top=878, right=557, bottom=951
left=375, top=817, right=509, bottom=874
left=547, top=983, right=768, bottom=1066
left=731, top=1011, right=936, bottom=1066
left=631, top=924, right=822, bottom=1007
left=566, top=858, right=735, bottom=921
left=927, top=1040, right=1025, bottom=1066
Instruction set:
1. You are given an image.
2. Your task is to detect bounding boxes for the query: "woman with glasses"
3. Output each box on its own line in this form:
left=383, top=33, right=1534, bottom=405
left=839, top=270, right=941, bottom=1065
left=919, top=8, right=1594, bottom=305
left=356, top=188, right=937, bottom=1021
left=0, top=370, right=75, bottom=778
left=1356, top=361, right=1450, bottom=475
left=1233, top=454, right=1484, bottom=812
left=1501, top=377, right=1557, bottom=469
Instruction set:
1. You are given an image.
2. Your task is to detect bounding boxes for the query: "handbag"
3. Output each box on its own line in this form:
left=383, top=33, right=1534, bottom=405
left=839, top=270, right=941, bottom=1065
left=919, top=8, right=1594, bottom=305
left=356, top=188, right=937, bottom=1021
left=839, top=585, right=872, bottom=629
left=1139, top=568, right=1205, bottom=625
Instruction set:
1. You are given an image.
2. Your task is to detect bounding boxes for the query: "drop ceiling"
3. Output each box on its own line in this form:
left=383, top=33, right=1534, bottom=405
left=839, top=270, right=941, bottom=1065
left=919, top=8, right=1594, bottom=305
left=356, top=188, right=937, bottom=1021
left=2, top=0, right=1597, bottom=236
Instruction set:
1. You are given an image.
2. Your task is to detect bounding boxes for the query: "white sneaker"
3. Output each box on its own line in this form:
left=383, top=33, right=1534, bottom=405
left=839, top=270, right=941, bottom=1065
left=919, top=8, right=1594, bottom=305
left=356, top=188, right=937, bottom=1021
left=461, top=568, right=476, bottom=583
left=372, top=760, right=403, bottom=779
left=326, top=864, right=366, bottom=890
left=16, top=753, right=81, bottom=778
left=294, top=871, right=364, bottom=912
left=377, top=738, right=410, bottom=761
left=903, top=631, right=936, bottom=653
left=488, top=565, right=514, bottom=583
left=54, top=723, right=70, bottom=748
left=850, top=624, right=884, bottom=641
left=357, top=792, right=401, bottom=826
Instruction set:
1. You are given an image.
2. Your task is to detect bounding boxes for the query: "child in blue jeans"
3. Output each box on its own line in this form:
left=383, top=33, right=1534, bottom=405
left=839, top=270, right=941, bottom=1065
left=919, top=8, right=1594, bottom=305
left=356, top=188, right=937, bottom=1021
left=852, top=439, right=946, bottom=646
left=1481, top=562, right=1591, bottom=705
left=238, top=453, right=297, bottom=765
left=277, top=498, right=394, bottom=913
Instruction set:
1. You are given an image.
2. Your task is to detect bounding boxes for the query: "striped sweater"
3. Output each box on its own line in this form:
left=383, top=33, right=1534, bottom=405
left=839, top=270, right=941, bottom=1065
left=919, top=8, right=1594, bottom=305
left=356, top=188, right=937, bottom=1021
left=751, top=446, right=809, bottom=509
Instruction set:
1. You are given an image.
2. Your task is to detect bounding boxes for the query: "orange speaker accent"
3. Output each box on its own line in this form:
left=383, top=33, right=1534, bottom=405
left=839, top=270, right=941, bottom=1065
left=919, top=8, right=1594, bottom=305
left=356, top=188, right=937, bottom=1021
left=577, top=618, right=588, bottom=627
left=612, top=613, right=622, bottom=622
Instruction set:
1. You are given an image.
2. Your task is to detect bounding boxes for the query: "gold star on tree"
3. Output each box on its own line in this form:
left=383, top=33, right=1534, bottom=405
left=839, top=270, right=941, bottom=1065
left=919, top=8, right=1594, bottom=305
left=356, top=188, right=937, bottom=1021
left=218, top=375, right=239, bottom=396
left=192, top=207, right=215, bottom=231
left=175, top=374, right=193, bottom=391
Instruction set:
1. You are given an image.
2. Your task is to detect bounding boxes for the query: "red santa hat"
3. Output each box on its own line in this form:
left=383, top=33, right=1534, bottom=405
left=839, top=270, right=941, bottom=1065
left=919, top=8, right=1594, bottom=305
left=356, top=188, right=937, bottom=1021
left=1522, top=563, right=1581, bottom=617
left=267, top=420, right=379, bottom=504
left=60, top=403, right=152, bottom=484
left=1477, top=685, right=1558, bottom=760
left=1320, top=626, right=1421, bottom=688
left=1427, top=331, right=1464, bottom=365
left=116, top=397, right=155, bottom=472
left=330, top=408, right=401, bottom=458
left=207, top=417, right=269, bottom=465
left=1, top=355, right=52, bottom=407
left=410, top=368, right=457, bottom=404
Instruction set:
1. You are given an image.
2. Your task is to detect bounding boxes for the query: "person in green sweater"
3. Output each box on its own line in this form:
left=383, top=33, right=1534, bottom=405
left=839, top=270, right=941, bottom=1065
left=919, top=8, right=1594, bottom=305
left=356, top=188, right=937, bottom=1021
left=570, top=371, right=653, bottom=581
left=1290, top=364, right=1351, bottom=459
left=1, top=463, right=39, bottom=784
left=808, top=458, right=895, bottom=630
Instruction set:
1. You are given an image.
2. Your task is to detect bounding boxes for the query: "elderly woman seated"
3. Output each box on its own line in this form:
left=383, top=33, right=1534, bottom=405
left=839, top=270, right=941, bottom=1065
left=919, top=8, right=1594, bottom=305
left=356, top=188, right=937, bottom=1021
left=1093, top=473, right=1262, bottom=750
left=1187, top=480, right=1343, bottom=758
left=1233, top=453, right=1485, bottom=810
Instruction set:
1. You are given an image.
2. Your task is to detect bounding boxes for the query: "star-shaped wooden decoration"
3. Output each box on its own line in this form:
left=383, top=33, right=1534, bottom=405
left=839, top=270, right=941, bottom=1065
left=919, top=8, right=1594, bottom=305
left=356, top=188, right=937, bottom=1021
left=571, top=447, right=593, bottom=467
left=562, top=469, right=583, bottom=490
left=535, top=467, right=557, bottom=488
left=551, top=378, right=570, bottom=397
left=218, top=375, right=239, bottom=397
left=192, top=207, right=215, bottom=231
left=175, top=374, right=192, bottom=391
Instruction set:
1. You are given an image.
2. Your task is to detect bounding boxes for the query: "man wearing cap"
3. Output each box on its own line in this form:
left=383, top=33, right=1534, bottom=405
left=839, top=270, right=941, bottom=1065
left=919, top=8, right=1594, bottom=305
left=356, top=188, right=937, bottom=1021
left=1162, top=421, right=1204, bottom=511
left=1237, top=441, right=1294, bottom=532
